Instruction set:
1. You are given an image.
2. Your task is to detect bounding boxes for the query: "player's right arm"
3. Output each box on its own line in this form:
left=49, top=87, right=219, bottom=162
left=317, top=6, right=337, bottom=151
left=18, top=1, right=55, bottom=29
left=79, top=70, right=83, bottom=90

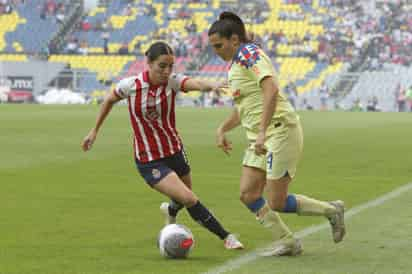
left=82, top=77, right=136, bottom=152
left=216, top=108, right=241, bottom=155
left=82, top=90, right=122, bottom=152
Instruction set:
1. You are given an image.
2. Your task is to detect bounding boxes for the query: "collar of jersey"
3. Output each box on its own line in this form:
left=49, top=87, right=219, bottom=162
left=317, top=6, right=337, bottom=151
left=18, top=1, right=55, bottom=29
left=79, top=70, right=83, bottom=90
left=143, top=70, right=161, bottom=89
left=231, top=43, right=245, bottom=66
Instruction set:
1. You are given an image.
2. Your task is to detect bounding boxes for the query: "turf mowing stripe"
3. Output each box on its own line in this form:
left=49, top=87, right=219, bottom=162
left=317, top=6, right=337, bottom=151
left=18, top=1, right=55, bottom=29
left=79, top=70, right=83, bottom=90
left=202, top=182, right=412, bottom=274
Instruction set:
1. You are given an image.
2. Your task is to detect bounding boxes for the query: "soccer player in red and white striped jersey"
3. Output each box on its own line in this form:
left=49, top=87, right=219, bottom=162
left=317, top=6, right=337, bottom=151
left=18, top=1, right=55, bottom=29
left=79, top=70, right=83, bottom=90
left=81, top=41, right=243, bottom=250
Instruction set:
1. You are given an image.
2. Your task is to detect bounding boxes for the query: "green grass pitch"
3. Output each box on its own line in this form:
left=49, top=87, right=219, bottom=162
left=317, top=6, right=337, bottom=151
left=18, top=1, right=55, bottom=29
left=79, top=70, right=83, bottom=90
left=1, top=105, right=411, bottom=274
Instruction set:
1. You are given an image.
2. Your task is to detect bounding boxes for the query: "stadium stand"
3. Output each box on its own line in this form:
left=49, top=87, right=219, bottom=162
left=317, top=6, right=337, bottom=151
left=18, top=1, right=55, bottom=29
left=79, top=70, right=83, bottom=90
left=2, top=1, right=73, bottom=53
left=1, top=0, right=411, bottom=111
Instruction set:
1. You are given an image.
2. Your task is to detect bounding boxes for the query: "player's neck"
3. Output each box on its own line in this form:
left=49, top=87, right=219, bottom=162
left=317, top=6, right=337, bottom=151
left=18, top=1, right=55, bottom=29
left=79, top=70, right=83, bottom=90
left=147, top=70, right=161, bottom=86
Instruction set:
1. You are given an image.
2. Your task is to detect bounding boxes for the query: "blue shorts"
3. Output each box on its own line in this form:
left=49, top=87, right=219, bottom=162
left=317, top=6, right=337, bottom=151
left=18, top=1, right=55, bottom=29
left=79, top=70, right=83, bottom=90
left=135, top=149, right=191, bottom=187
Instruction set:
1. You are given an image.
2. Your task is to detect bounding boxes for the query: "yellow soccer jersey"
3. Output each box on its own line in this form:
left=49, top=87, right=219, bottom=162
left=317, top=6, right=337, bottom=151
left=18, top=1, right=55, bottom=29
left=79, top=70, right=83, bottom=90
left=228, top=43, right=299, bottom=141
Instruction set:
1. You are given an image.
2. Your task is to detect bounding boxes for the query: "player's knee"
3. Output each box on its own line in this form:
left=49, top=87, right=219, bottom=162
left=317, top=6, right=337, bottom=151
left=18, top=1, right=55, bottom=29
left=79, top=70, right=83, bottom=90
left=179, top=191, right=198, bottom=207
left=239, top=190, right=260, bottom=205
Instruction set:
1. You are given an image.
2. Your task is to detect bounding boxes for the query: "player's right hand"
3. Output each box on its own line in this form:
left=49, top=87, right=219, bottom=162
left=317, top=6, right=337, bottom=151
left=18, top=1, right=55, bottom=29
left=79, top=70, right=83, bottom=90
left=254, top=131, right=267, bottom=156
left=82, top=129, right=97, bottom=152
left=216, top=131, right=232, bottom=155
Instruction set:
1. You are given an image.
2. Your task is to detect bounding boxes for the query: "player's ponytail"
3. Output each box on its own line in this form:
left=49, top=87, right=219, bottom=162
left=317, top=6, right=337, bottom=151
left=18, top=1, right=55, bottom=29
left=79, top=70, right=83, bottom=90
left=145, top=41, right=174, bottom=62
left=208, top=11, right=252, bottom=43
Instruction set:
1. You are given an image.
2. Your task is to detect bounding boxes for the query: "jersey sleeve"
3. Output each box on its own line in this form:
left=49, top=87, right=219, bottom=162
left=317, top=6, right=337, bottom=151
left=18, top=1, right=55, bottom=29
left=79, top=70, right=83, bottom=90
left=168, top=73, right=190, bottom=93
left=236, top=45, right=276, bottom=85
left=249, top=50, right=276, bottom=85
left=113, top=77, right=136, bottom=99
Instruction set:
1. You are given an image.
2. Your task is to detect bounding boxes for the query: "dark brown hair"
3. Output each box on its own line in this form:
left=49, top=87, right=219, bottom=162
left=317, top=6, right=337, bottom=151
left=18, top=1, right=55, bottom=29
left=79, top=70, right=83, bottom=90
left=145, top=41, right=173, bottom=62
left=208, top=11, right=251, bottom=43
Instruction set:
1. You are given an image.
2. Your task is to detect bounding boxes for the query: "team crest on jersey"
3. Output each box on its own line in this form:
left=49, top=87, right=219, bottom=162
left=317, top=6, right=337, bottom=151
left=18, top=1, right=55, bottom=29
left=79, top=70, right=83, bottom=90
left=146, top=109, right=159, bottom=121
left=152, top=168, right=161, bottom=179
left=234, top=44, right=261, bottom=69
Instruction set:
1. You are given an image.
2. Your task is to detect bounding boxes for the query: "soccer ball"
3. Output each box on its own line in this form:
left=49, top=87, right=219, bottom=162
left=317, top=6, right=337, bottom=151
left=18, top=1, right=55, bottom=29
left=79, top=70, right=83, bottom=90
left=158, top=224, right=194, bottom=259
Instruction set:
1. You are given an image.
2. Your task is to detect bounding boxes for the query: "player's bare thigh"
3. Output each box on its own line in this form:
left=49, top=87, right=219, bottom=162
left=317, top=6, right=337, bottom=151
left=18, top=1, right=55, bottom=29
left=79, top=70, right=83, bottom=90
left=180, top=173, right=193, bottom=190
left=240, top=166, right=266, bottom=204
left=154, top=172, right=198, bottom=207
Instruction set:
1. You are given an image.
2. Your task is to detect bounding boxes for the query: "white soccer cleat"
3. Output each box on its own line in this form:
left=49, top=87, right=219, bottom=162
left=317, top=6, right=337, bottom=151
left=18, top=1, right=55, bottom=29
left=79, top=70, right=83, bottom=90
left=327, top=200, right=346, bottom=243
left=160, top=202, right=176, bottom=225
left=260, top=237, right=303, bottom=257
left=224, top=234, right=244, bottom=250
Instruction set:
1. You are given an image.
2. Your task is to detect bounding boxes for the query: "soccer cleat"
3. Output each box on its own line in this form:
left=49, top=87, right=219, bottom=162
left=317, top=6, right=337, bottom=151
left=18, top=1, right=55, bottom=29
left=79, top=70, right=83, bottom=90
left=327, top=200, right=346, bottom=243
left=160, top=202, right=176, bottom=225
left=224, top=234, right=244, bottom=250
left=260, top=237, right=303, bottom=257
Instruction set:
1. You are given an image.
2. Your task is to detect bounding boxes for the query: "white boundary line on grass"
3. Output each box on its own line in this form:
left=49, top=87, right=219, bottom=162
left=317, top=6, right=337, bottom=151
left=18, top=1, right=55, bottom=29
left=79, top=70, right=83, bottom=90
left=202, top=182, right=412, bottom=274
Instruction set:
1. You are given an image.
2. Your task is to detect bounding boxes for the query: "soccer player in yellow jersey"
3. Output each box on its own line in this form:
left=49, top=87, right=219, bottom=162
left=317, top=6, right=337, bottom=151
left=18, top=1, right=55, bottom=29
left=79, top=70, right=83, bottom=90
left=208, top=12, right=346, bottom=256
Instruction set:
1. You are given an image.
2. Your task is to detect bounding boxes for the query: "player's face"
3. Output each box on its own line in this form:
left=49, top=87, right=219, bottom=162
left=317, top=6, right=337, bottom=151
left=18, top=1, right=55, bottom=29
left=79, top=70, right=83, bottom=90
left=149, top=54, right=175, bottom=85
left=209, top=33, right=238, bottom=62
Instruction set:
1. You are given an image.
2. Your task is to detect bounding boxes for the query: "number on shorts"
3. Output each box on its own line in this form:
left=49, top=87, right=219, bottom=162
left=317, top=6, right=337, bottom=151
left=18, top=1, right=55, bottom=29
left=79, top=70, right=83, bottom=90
left=267, top=152, right=273, bottom=170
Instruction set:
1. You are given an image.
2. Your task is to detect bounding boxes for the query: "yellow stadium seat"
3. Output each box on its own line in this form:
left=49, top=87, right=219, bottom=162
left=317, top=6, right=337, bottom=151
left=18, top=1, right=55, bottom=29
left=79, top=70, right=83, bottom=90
left=0, top=54, right=27, bottom=62
left=49, top=55, right=135, bottom=80
left=0, top=12, right=26, bottom=51
left=88, top=7, right=106, bottom=17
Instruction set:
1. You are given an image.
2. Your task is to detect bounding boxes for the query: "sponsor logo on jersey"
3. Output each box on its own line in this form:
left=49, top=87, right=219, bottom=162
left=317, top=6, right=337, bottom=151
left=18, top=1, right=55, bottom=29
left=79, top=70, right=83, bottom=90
left=232, top=89, right=241, bottom=98
left=252, top=65, right=260, bottom=76
left=147, top=94, right=156, bottom=107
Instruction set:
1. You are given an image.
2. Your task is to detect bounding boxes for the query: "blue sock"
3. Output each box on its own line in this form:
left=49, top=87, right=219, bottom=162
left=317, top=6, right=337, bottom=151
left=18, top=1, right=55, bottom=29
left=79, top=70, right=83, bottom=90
left=283, top=194, right=297, bottom=213
left=246, top=197, right=266, bottom=213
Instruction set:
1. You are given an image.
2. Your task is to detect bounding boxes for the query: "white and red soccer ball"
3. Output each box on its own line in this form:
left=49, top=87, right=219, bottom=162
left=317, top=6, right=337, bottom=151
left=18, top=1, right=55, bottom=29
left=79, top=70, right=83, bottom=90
left=158, top=224, right=195, bottom=259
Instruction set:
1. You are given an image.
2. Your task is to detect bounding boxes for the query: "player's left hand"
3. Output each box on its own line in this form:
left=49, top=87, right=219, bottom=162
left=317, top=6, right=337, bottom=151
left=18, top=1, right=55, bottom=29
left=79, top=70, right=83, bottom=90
left=212, top=81, right=229, bottom=95
left=254, top=131, right=267, bottom=155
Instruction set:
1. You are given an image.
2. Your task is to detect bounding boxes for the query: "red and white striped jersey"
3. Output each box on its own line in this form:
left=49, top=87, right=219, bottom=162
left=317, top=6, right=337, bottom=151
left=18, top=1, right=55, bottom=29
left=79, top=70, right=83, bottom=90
left=114, top=70, right=189, bottom=163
